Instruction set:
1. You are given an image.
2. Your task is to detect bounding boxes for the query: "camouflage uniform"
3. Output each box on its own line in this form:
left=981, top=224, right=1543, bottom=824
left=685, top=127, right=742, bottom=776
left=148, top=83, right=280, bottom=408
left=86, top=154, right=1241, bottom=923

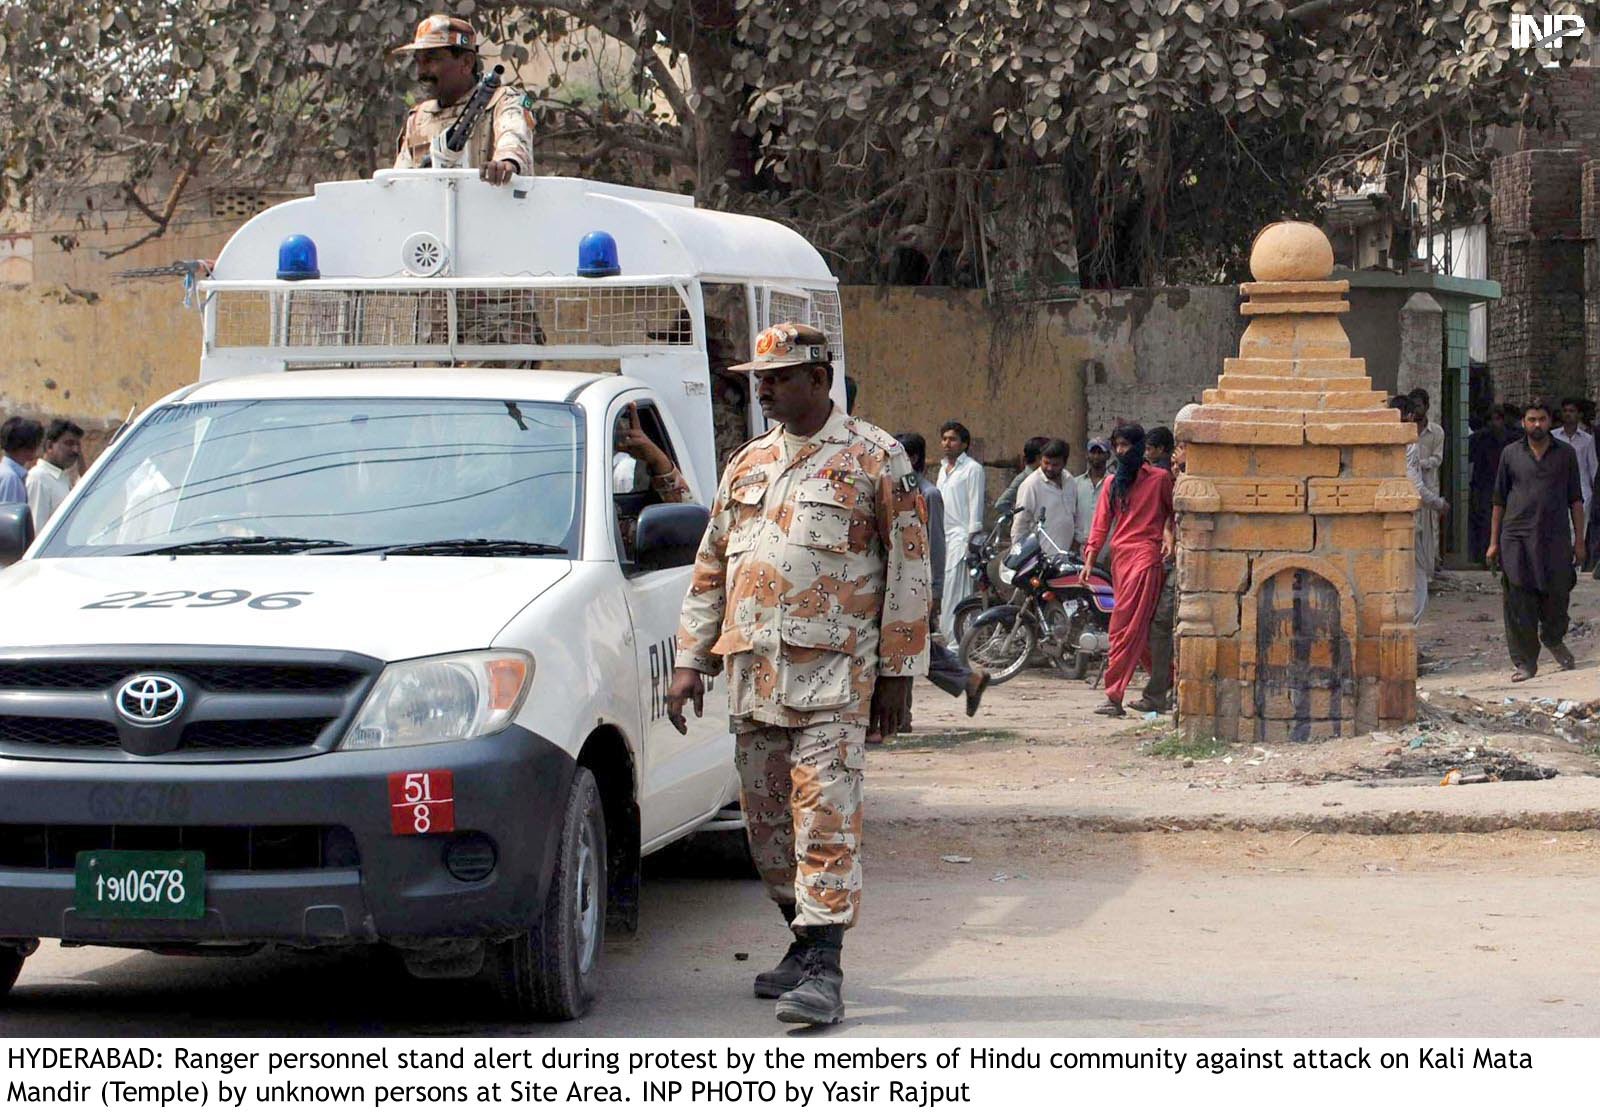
left=390, top=15, right=538, bottom=364
left=393, top=85, right=535, bottom=175
left=675, top=405, right=930, bottom=927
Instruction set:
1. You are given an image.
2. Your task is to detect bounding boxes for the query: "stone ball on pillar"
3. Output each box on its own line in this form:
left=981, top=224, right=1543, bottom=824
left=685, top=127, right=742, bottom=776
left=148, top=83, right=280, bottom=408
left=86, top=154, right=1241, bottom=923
left=1248, top=221, right=1335, bottom=282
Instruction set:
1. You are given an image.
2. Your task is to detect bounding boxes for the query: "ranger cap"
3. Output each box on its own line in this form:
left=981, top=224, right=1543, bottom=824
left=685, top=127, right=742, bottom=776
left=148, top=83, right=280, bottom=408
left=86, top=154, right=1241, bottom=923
left=729, top=322, right=832, bottom=372
left=393, top=14, right=478, bottom=53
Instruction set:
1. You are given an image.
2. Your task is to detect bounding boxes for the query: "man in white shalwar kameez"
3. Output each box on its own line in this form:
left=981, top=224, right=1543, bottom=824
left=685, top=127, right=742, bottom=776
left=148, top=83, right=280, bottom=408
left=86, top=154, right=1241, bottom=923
left=1410, top=388, right=1445, bottom=575
left=936, top=421, right=985, bottom=641
left=1395, top=396, right=1447, bottom=622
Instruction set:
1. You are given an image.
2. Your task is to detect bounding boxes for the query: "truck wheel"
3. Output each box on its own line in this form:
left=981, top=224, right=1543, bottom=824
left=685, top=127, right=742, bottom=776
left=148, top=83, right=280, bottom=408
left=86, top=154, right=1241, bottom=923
left=0, top=947, right=24, bottom=1000
left=486, top=767, right=607, bottom=1020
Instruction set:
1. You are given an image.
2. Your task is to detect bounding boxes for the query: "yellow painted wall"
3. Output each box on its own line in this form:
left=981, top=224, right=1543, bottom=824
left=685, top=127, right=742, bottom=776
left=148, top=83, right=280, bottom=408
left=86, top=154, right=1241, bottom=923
left=843, top=287, right=1089, bottom=471
left=0, top=280, right=1238, bottom=482
left=842, top=285, right=1242, bottom=495
left=0, top=283, right=202, bottom=457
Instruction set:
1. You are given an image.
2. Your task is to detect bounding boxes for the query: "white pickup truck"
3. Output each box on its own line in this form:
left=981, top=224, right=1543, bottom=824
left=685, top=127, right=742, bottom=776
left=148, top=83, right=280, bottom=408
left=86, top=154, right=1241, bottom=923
left=0, top=171, right=848, bottom=1019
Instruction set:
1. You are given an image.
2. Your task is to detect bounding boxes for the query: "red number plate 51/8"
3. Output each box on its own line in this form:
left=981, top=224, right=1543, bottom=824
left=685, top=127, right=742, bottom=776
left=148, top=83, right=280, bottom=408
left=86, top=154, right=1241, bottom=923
left=388, top=770, right=455, bottom=835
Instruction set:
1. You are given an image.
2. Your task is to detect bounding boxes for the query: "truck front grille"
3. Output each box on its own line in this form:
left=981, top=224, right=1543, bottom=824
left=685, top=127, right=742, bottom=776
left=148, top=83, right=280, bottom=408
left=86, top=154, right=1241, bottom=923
left=0, top=716, right=120, bottom=749
left=179, top=718, right=331, bottom=751
left=0, top=823, right=360, bottom=871
left=0, top=647, right=379, bottom=762
left=0, top=662, right=363, bottom=692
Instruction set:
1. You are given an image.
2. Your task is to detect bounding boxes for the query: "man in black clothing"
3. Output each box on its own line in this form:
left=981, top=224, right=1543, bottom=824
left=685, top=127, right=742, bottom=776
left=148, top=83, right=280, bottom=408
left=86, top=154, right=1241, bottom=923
left=1467, top=404, right=1514, bottom=564
left=1488, top=399, right=1585, bottom=683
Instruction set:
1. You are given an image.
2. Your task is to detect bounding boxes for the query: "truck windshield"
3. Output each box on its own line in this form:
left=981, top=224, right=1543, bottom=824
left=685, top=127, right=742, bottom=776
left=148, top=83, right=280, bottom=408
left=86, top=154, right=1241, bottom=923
left=37, top=398, right=584, bottom=558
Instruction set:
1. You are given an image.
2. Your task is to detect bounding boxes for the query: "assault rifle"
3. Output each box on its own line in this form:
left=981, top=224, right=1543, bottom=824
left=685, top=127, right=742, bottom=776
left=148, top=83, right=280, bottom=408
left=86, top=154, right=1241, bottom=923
left=423, top=64, right=506, bottom=169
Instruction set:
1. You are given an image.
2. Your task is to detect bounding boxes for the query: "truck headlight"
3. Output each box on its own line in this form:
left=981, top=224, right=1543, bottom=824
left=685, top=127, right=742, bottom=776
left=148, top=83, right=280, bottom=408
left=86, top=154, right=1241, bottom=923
left=341, top=651, right=533, bottom=750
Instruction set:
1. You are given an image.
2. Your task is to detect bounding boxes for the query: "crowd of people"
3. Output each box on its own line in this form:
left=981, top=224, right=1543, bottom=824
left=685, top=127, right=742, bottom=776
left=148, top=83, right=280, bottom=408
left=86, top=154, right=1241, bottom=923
left=915, top=385, right=1600, bottom=709
left=0, top=416, right=84, bottom=535
left=913, top=418, right=1180, bottom=718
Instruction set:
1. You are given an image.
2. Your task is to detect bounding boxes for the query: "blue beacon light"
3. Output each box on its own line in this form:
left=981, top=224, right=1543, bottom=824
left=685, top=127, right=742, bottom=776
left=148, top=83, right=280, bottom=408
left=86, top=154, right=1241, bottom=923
left=576, top=231, right=620, bottom=278
left=276, top=234, right=321, bottom=280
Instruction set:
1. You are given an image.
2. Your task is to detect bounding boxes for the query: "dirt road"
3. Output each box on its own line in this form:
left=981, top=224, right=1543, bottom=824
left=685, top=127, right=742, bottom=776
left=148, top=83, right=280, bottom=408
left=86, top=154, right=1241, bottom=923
left=4, top=830, right=1597, bottom=1037
left=875, top=568, right=1600, bottom=831
left=5, top=569, right=1597, bottom=1037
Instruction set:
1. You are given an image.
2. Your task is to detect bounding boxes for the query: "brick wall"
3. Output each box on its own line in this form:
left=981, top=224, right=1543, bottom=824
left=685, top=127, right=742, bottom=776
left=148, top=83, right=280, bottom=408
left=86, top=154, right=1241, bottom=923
left=1490, top=148, right=1587, bottom=239
left=1518, top=67, right=1600, bottom=160
left=1588, top=160, right=1600, bottom=401
left=1489, top=149, right=1590, bottom=402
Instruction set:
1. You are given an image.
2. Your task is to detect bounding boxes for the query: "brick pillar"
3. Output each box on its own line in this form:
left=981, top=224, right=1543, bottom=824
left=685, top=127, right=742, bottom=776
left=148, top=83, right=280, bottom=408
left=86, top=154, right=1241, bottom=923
left=1489, top=149, right=1588, bottom=403
left=1396, top=291, right=1443, bottom=406
left=1174, top=221, right=1418, bottom=744
left=1586, top=160, right=1600, bottom=403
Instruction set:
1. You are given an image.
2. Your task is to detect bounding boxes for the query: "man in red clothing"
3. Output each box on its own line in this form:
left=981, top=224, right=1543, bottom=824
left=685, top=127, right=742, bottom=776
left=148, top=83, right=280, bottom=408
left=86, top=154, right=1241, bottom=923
left=1080, top=423, right=1176, bottom=717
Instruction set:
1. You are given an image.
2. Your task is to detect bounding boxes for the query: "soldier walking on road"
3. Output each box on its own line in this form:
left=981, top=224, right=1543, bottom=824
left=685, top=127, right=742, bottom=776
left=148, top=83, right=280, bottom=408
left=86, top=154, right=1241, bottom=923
left=667, top=322, right=930, bottom=1027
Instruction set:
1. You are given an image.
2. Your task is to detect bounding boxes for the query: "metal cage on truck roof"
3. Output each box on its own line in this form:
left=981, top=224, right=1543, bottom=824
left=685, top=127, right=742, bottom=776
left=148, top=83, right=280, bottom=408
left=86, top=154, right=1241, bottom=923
left=204, top=277, right=697, bottom=363
left=196, top=171, right=846, bottom=378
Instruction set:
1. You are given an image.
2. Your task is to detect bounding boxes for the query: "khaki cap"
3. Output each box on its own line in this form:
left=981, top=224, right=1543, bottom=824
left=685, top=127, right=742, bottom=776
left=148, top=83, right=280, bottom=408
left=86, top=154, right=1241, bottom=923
left=728, top=322, right=832, bottom=372
left=393, top=14, right=478, bottom=53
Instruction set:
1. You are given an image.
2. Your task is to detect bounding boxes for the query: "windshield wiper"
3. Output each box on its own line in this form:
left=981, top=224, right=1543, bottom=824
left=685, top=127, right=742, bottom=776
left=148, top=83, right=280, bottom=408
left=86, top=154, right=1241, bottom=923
left=137, top=535, right=352, bottom=556
left=348, top=538, right=569, bottom=557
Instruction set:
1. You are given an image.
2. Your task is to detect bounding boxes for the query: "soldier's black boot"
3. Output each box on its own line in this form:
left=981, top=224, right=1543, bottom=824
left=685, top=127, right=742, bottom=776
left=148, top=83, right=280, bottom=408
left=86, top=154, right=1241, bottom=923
left=774, top=926, right=845, bottom=1026
left=753, top=903, right=805, bottom=999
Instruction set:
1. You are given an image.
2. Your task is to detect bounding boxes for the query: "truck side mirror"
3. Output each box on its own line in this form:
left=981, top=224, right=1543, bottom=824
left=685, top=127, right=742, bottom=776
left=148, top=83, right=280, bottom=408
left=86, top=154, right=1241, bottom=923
left=0, top=503, right=34, bottom=566
left=634, top=503, right=710, bottom=572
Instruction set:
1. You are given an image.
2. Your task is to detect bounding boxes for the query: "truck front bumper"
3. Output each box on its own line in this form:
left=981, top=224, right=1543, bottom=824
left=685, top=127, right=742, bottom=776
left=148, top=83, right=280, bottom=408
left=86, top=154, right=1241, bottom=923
left=0, top=726, right=574, bottom=947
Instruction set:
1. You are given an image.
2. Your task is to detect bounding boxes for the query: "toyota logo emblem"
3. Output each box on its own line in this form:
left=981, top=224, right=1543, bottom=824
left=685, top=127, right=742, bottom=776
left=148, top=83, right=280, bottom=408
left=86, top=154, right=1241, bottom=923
left=116, top=674, right=186, bottom=726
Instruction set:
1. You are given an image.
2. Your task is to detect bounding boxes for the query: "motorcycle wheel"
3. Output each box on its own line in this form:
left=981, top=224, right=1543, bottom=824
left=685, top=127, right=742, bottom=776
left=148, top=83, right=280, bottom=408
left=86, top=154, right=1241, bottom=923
left=959, top=614, right=1038, bottom=685
left=951, top=599, right=984, bottom=645
left=1044, top=603, right=1086, bottom=680
left=1071, top=651, right=1094, bottom=681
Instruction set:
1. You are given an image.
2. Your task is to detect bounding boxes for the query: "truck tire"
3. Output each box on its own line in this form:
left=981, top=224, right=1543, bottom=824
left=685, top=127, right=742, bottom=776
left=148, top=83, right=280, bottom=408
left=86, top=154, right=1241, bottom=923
left=0, top=947, right=23, bottom=1001
left=486, top=767, right=607, bottom=1020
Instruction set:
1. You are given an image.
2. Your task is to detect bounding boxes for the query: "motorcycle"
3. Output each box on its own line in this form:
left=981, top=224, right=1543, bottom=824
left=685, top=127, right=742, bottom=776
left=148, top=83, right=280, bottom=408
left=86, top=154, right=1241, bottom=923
left=956, top=523, right=1116, bottom=685
left=950, top=514, right=1013, bottom=644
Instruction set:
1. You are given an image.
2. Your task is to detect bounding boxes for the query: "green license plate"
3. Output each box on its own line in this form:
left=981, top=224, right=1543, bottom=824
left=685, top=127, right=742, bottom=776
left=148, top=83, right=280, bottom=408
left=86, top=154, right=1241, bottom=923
left=74, top=850, right=205, bottom=920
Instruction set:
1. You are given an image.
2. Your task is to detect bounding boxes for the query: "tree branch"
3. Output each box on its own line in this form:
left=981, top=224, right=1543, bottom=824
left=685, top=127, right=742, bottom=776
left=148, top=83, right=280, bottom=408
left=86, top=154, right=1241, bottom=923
left=642, top=49, right=696, bottom=153
left=1285, top=0, right=1376, bottom=23
left=101, top=138, right=211, bottom=259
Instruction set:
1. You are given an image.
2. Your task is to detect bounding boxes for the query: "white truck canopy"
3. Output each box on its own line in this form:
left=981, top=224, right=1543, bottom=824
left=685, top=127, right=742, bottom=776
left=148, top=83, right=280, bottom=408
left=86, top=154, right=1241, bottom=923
left=209, top=172, right=833, bottom=288
left=191, top=171, right=849, bottom=502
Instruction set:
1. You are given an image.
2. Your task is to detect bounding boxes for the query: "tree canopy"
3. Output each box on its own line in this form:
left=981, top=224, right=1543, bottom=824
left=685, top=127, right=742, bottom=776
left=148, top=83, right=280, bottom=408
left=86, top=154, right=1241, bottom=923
left=0, top=0, right=1575, bottom=285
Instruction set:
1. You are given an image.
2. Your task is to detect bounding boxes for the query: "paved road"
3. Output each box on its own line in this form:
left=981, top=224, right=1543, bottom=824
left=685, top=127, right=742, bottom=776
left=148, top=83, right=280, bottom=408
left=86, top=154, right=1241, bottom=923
left=3, top=830, right=1594, bottom=1038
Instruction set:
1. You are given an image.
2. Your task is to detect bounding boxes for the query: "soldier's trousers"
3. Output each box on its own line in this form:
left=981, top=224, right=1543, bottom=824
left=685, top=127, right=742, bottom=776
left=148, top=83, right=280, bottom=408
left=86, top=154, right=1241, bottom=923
left=735, top=720, right=865, bottom=929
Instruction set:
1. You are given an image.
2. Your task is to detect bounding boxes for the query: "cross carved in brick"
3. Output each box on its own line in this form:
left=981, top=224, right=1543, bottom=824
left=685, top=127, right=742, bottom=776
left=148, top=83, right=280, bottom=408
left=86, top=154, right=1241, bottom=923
left=1240, top=482, right=1302, bottom=510
left=1319, top=484, right=1369, bottom=509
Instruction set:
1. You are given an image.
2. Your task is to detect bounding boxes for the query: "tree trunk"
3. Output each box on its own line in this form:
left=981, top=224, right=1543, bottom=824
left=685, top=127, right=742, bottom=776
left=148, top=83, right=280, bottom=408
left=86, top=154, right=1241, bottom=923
left=676, top=0, right=754, bottom=202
